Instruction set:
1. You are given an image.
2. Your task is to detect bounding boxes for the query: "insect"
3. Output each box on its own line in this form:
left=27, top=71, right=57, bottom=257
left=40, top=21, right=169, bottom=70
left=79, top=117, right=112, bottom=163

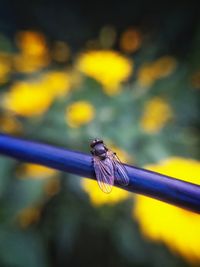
left=90, top=138, right=129, bottom=193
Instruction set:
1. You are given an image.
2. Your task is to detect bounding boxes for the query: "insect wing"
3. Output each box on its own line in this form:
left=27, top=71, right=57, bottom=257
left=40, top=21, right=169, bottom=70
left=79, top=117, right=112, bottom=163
left=93, top=156, right=114, bottom=193
left=107, top=151, right=129, bottom=186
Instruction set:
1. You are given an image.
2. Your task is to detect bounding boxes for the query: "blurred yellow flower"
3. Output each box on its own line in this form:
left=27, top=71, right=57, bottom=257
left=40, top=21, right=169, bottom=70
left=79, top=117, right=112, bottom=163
left=76, top=50, right=133, bottom=95
left=41, top=71, right=71, bottom=97
left=0, top=114, right=23, bottom=134
left=16, top=31, right=47, bottom=57
left=134, top=157, right=200, bottom=263
left=66, top=101, right=95, bottom=128
left=153, top=56, right=177, bottom=78
left=18, top=207, right=41, bottom=228
left=19, top=164, right=57, bottom=179
left=3, top=81, right=53, bottom=116
left=140, top=97, right=172, bottom=133
left=120, top=28, right=142, bottom=53
left=82, top=178, right=129, bottom=206
left=14, top=53, right=50, bottom=73
left=3, top=70, right=71, bottom=116
left=14, top=31, right=50, bottom=73
left=137, top=63, right=158, bottom=87
left=0, top=53, right=11, bottom=84
left=138, top=56, right=177, bottom=87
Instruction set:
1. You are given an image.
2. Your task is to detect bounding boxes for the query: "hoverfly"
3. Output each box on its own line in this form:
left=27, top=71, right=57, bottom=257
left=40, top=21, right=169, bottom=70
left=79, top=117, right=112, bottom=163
left=90, top=139, right=129, bottom=193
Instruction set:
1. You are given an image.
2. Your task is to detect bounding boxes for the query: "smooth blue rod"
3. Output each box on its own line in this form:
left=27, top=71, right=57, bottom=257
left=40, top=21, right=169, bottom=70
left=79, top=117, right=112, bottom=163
left=0, top=134, right=200, bottom=213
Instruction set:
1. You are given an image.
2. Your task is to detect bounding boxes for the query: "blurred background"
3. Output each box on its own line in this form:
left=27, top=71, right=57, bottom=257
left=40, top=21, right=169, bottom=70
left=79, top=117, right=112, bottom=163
left=0, top=0, right=200, bottom=266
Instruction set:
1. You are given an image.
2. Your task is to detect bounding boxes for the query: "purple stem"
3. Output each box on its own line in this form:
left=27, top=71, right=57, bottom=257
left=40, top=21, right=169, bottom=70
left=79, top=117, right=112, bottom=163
left=0, top=133, right=200, bottom=213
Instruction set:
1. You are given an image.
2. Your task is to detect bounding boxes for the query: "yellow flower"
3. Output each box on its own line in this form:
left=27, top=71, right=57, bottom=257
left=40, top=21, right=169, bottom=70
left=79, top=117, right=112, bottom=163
left=19, top=164, right=57, bottom=179
left=120, top=28, right=142, bottom=53
left=16, top=30, right=47, bottom=57
left=14, top=31, right=50, bottom=73
left=2, top=70, right=71, bottom=116
left=0, top=114, right=23, bottom=134
left=66, top=101, right=95, bottom=128
left=82, top=178, right=129, bottom=206
left=76, top=50, right=133, bottom=95
left=14, top=53, right=50, bottom=73
left=134, top=157, right=200, bottom=263
left=153, top=56, right=177, bottom=78
left=137, top=63, right=159, bottom=87
left=3, top=81, right=53, bottom=116
left=41, top=71, right=71, bottom=97
left=138, top=56, right=177, bottom=87
left=140, top=97, right=172, bottom=133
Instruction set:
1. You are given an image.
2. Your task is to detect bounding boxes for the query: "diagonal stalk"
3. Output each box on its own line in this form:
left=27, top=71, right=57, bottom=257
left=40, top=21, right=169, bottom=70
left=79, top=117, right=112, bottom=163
left=0, top=133, right=200, bottom=213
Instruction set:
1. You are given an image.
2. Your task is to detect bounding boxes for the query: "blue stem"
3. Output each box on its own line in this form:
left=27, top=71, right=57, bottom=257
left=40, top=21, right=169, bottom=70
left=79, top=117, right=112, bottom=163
left=0, top=134, right=200, bottom=213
